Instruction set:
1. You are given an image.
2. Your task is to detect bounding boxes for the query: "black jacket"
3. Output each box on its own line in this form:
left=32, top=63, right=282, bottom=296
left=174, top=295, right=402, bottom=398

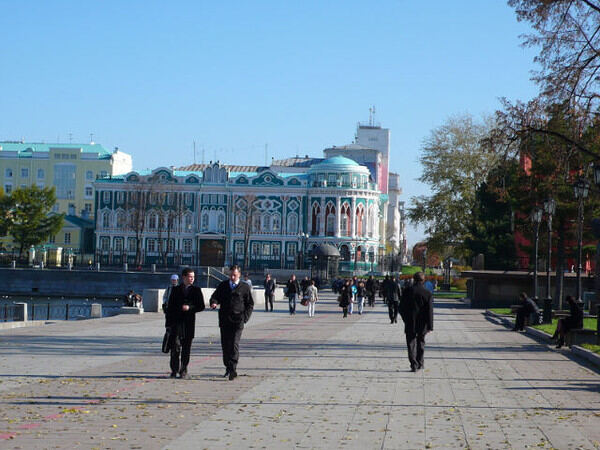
left=210, top=280, right=254, bottom=328
left=365, top=278, right=377, bottom=295
left=165, top=284, right=205, bottom=339
left=263, top=278, right=275, bottom=295
left=286, top=279, right=301, bottom=295
left=339, top=285, right=352, bottom=307
left=400, top=283, right=433, bottom=335
left=382, top=279, right=401, bottom=303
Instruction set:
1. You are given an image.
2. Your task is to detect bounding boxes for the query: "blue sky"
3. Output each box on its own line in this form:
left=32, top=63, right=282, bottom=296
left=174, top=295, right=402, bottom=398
left=0, top=1, right=539, bottom=246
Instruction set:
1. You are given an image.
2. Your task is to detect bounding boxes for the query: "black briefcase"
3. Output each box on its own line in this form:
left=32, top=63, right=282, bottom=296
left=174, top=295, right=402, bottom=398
left=162, top=328, right=171, bottom=353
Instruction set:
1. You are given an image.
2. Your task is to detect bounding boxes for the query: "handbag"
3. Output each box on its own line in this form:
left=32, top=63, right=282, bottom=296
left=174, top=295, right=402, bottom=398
left=162, top=328, right=171, bottom=353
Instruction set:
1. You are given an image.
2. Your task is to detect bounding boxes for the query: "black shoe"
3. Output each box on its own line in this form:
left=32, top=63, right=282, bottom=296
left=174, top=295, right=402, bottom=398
left=180, top=370, right=190, bottom=380
left=169, top=372, right=177, bottom=378
left=556, top=338, right=564, bottom=349
left=410, top=367, right=417, bottom=372
left=223, top=369, right=230, bottom=378
left=228, top=370, right=237, bottom=380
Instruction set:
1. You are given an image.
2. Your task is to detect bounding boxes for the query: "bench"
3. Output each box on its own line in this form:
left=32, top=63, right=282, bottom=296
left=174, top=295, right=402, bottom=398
left=565, top=328, right=598, bottom=347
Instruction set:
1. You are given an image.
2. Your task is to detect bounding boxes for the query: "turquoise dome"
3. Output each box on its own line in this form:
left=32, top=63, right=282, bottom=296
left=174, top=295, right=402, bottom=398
left=308, top=156, right=369, bottom=174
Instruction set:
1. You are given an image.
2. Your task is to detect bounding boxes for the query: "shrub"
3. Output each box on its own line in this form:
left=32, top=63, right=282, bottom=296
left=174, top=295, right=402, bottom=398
left=451, top=277, right=467, bottom=290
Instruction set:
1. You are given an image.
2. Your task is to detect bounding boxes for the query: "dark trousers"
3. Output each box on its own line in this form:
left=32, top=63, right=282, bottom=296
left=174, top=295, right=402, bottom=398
left=288, top=294, right=297, bottom=314
left=388, top=301, right=399, bottom=322
left=368, top=293, right=375, bottom=307
left=342, top=306, right=348, bottom=317
left=406, top=332, right=425, bottom=369
left=265, top=293, right=274, bottom=311
left=170, top=336, right=193, bottom=374
left=220, top=323, right=244, bottom=372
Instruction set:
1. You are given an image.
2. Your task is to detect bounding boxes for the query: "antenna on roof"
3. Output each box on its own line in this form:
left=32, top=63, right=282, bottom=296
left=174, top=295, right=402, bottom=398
left=193, top=141, right=196, bottom=164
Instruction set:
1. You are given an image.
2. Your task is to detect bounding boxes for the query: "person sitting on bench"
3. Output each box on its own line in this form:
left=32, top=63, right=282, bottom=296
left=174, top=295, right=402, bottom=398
left=513, top=292, right=539, bottom=331
left=552, top=295, right=584, bottom=348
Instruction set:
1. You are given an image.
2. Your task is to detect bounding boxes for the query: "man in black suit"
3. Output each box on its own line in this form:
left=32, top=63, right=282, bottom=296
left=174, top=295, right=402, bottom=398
left=400, top=272, right=433, bottom=372
left=263, top=273, right=275, bottom=312
left=210, top=265, right=254, bottom=380
left=165, top=267, right=205, bottom=379
left=382, top=275, right=401, bottom=323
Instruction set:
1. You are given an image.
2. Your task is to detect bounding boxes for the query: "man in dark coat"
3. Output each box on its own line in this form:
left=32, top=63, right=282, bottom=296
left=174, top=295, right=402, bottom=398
left=263, top=273, right=275, bottom=312
left=210, top=265, right=254, bottom=380
left=165, top=267, right=205, bottom=379
left=366, top=275, right=377, bottom=307
left=513, top=292, right=540, bottom=331
left=286, top=274, right=301, bottom=315
left=382, top=275, right=401, bottom=323
left=400, top=272, right=433, bottom=372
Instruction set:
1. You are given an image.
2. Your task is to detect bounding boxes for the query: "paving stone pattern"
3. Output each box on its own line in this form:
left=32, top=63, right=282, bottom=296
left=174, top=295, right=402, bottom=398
left=0, top=292, right=599, bottom=449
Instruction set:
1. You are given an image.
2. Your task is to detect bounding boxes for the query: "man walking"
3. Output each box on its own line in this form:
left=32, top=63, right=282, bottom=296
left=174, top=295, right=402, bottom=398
left=165, top=268, right=205, bottom=379
left=210, top=265, right=254, bottom=381
left=400, top=272, right=433, bottom=372
left=382, top=275, right=401, bottom=323
left=263, top=273, right=275, bottom=312
left=366, top=275, right=377, bottom=307
left=286, top=274, right=301, bottom=315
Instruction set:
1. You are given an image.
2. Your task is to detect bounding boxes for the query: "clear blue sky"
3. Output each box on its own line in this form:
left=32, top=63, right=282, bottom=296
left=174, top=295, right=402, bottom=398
left=0, top=1, right=539, bottom=247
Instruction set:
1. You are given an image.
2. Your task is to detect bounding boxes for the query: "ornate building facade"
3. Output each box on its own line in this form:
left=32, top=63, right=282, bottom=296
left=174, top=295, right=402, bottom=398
left=93, top=156, right=384, bottom=272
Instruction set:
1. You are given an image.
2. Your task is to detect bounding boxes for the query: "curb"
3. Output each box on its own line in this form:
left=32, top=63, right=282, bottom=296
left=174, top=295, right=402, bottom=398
left=571, top=345, right=600, bottom=368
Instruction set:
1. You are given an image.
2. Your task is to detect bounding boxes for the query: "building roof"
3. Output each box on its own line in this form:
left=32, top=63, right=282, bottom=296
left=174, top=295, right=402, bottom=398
left=271, top=157, right=323, bottom=168
left=308, top=156, right=369, bottom=174
left=178, top=163, right=262, bottom=173
left=311, top=243, right=341, bottom=257
left=64, top=215, right=95, bottom=229
left=324, top=143, right=376, bottom=152
left=0, top=141, right=112, bottom=157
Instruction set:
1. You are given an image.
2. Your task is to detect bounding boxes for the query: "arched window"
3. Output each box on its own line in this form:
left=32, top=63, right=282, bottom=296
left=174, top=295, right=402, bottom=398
left=311, top=203, right=321, bottom=236
left=340, top=203, right=351, bottom=236
left=252, top=213, right=261, bottom=232
left=340, top=244, right=350, bottom=261
left=218, top=211, right=225, bottom=232
left=368, top=205, right=375, bottom=237
left=287, top=212, right=298, bottom=234
left=261, top=212, right=271, bottom=232
left=116, top=211, right=126, bottom=229
left=148, top=213, right=157, bottom=230
left=325, top=203, right=336, bottom=236
left=356, top=204, right=365, bottom=236
left=201, top=211, right=209, bottom=232
left=272, top=213, right=281, bottom=232
left=356, top=245, right=366, bottom=262
left=184, top=213, right=193, bottom=231
left=102, top=211, right=110, bottom=228
left=235, top=211, right=247, bottom=233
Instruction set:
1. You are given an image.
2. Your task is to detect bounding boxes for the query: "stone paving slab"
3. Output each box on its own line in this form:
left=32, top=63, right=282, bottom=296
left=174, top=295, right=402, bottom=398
left=0, top=293, right=599, bottom=449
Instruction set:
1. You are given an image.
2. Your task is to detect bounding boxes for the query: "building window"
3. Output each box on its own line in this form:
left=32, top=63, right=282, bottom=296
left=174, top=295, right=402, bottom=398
left=52, top=203, right=59, bottom=213
left=287, top=242, right=297, bottom=256
left=218, top=211, right=225, bottom=232
left=128, top=238, right=137, bottom=252
left=85, top=186, right=93, bottom=198
left=185, top=193, right=193, bottom=206
left=235, top=211, right=246, bottom=233
left=86, top=170, right=93, bottom=180
left=68, top=204, right=76, bottom=215
left=48, top=235, right=55, bottom=244
left=340, top=203, right=351, bottom=236
left=356, top=205, right=365, bottom=236
left=64, top=232, right=71, bottom=244
left=21, top=168, right=28, bottom=178
left=201, top=211, right=209, bottom=232
left=184, top=214, right=193, bottom=231
left=116, top=191, right=124, bottom=203
left=148, top=213, right=157, bottom=230
left=340, top=244, right=350, bottom=261
left=261, top=212, right=271, bottom=232
left=147, top=239, right=156, bottom=252
left=235, top=241, right=244, bottom=257
left=114, top=237, right=123, bottom=252
left=116, top=211, right=126, bottom=228
left=272, top=213, right=281, bottom=232
left=251, top=242, right=260, bottom=256
left=4, top=184, right=12, bottom=194
left=102, top=212, right=110, bottom=228
left=53, top=164, right=76, bottom=199
left=311, top=203, right=321, bottom=235
left=84, top=203, right=92, bottom=214
left=5, top=169, right=12, bottom=178
left=286, top=212, right=298, bottom=234
left=103, top=191, right=110, bottom=204
left=183, top=239, right=192, bottom=253
left=326, top=203, right=336, bottom=236
left=37, top=169, right=44, bottom=179
left=252, top=214, right=261, bottom=233
left=100, top=237, right=110, bottom=251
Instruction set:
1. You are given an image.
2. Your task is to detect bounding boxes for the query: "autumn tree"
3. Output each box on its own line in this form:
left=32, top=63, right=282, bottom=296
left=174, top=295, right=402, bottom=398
left=408, top=113, right=499, bottom=258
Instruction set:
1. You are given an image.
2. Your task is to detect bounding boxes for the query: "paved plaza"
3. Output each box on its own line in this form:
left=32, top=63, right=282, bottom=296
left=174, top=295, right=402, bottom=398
left=1, top=291, right=599, bottom=449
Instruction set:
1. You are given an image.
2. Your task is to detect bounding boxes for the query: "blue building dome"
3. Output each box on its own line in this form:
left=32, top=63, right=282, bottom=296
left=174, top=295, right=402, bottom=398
left=308, top=156, right=369, bottom=174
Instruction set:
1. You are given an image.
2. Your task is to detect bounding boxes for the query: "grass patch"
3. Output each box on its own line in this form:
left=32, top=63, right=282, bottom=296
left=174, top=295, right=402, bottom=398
left=401, top=266, right=435, bottom=275
left=489, top=308, right=514, bottom=316
left=532, top=317, right=597, bottom=335
left=581, top=344, right=600, bottom=354
left=434, top=292, right=465, bottom=299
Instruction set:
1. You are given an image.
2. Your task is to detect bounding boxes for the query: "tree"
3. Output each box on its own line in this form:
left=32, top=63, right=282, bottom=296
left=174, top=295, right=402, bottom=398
left=408, top=113, right=499, bottom=258
left=0, top=188, right=11, bottom=237
left=8, top=186, right=64, bottom=258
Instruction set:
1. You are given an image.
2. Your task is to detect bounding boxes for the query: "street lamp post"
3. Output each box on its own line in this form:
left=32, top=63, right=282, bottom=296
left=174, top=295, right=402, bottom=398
left=531, top=207, right=543, bottom=302
left=542, top=198, right=556, bottom=323
left=574, top=178, right=590, bottom=302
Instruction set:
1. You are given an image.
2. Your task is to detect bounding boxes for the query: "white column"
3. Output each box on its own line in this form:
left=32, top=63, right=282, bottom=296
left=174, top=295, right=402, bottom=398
left=335, top=197, right=341, bottom=237
left=351, top=197, right=357, bottom=239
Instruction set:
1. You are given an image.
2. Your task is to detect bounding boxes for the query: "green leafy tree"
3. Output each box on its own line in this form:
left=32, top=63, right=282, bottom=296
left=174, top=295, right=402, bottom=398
left=0, top=188, right=11, bottom=237
left=408, top=113, right=499, bottom=258
left=9, top=186, right=64, bottom=258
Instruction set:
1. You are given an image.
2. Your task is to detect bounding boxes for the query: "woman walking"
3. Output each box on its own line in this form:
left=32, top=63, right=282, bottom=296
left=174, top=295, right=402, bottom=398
left=339, top=279, right=352, bottom=318
left=305, top=280, right=318, bottom=317
left=356, top=281, right=366, bottom=315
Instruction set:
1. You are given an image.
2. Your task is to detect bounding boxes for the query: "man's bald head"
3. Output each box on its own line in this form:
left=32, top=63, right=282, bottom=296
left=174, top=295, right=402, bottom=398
left=413, top=272, right=425, bottom=284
